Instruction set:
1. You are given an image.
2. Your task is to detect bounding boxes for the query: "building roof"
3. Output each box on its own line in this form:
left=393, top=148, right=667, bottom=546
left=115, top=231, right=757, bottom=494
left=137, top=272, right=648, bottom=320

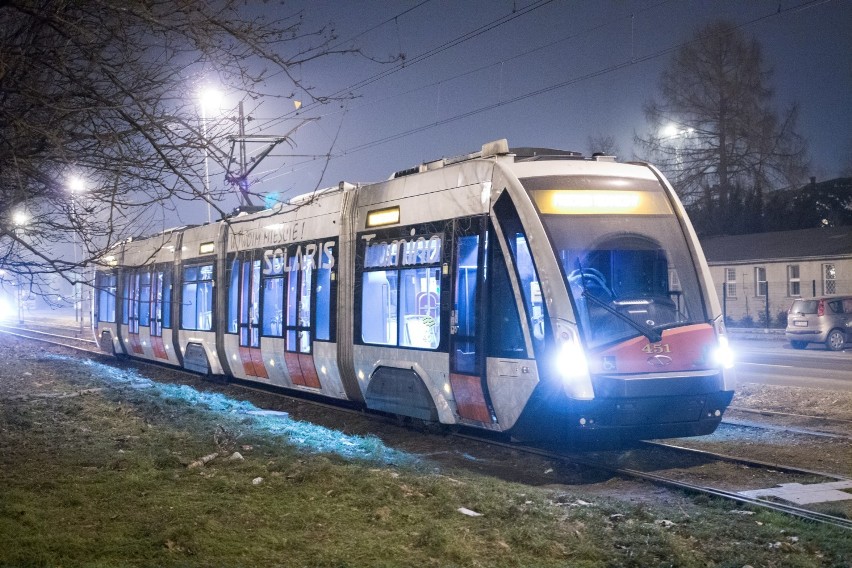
left=700, top=226, right=852, bottom=264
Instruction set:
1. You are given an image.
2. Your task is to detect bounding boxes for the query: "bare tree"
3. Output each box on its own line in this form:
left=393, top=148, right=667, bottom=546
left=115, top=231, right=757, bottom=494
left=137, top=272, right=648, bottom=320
left=635, top=20, right=809, bottom=236
left=0, top=0, right=357, bottom=306
left=586, top=133, right=620, bottom=158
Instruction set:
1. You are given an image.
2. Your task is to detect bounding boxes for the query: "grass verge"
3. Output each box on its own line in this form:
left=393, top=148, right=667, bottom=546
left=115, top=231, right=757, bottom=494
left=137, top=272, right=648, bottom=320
left=0, top=341, right=850, bottom=567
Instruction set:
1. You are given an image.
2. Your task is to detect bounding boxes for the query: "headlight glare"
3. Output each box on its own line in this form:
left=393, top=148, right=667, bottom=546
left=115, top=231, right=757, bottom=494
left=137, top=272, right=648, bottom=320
left=554, top=322, right=594, bottom=400
left=713, top=335, right=735, bottom=369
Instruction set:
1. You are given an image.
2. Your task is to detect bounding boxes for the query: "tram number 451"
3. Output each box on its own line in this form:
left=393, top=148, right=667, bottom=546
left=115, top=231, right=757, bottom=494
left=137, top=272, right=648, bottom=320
left=641, top=343, right=671, bottom=354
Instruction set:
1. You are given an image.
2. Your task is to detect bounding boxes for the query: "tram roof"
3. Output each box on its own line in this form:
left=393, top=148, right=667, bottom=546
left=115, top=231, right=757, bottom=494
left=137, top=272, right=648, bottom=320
left=388, top=138, right=648, bottom=182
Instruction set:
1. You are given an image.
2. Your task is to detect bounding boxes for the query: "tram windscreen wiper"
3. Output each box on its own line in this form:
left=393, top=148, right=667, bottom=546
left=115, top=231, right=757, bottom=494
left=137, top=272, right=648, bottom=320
left=582, top=291, right=663, bottom=344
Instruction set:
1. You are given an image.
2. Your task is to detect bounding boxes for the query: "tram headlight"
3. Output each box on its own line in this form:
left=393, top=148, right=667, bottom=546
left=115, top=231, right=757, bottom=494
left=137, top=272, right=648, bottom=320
left=554, top=322, right=594, bottom=400
left=712, top=335, right=735, bottom=370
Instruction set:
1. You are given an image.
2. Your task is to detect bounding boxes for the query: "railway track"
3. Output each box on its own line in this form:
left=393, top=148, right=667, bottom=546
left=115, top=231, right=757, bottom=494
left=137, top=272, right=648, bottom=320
left=728, top=405, right=852, bottom=426
left=720, top=415, right=852, bottom=441
left=3, top=325, right=851, bottom=531
left=0, top=323, right=99, bottom=353
left=567, top=448, right=852, bottom=530
left=725, top=406, right=852, bottom=442
left=449, top=433, right=852, bottom=530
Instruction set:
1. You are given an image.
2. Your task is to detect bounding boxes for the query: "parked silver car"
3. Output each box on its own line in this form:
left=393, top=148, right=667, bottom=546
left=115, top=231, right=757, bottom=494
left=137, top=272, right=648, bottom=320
left=786, top=296, right=852, bottom=351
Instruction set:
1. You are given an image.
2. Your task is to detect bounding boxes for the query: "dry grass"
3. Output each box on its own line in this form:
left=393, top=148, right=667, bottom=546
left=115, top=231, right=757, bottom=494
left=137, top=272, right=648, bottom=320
left=733, top=382, right=852, bottom=421
left=0, top=337, right=850, bottom=567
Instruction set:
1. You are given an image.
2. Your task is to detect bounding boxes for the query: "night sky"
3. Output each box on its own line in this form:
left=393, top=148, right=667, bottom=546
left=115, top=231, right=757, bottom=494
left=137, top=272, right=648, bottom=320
left=190, top=0, right=852, bottom=225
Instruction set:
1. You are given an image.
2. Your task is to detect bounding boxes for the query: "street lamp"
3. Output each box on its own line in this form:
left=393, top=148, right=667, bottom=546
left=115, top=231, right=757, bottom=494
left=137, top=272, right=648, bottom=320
left=68, top=176, right=85, bottom=193
left=68, top=176, right=86, bottom=330
left=662, top=124, right=680, bottom=139
left=11, top=211, right=28, bottom=324
left=660, top=124, right=694, bottom=172
left=661, top=124, right=694, bottom=140
left=198, top=87, right=223, bottom=224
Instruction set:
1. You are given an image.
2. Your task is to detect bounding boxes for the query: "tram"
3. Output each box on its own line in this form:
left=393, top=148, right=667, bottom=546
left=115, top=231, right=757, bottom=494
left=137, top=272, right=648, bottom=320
left=93, top=139, right=736, bottom=444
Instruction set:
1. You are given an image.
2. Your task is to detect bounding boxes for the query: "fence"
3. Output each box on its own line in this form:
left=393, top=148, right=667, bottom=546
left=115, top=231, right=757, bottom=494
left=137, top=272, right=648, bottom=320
left=718, top=277, right=852, bottom=329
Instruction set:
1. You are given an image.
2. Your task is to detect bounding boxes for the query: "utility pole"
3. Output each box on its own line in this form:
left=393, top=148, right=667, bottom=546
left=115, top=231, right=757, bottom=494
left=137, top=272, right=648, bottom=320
left=224, top=107, right=316, bottom=211
left=237, top=101, right=248, bottom=202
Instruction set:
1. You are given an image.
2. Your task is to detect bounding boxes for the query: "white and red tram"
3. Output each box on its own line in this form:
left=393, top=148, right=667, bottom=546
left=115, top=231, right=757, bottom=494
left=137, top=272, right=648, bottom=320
left=93, top=140, right=735, bottom=444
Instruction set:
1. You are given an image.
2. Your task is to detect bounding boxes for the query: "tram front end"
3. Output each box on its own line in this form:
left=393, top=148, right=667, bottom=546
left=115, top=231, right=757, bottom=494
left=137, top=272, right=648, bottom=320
left=504, top=160, right=735, bottom=445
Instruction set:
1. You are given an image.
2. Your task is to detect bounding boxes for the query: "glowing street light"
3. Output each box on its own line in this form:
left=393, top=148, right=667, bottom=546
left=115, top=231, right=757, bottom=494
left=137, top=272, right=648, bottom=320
left=660, top=124, right=695, bottom=173
left=68, top=176, right=85, bottom=193
left=199, top=88, right=223, bottom=114
left=661, top=124, right=694, bottom=139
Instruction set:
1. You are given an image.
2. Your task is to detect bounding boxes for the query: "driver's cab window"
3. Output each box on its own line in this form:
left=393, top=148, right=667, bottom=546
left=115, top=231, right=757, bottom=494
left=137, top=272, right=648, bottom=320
left=563, top=234, right=686, bottom=347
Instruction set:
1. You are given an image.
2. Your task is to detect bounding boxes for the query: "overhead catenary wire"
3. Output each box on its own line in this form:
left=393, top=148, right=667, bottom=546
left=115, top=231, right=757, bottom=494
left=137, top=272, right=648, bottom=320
left=253, top=0, right=557, bottom=133
left=266, top=0, right=674, bottom=129
left=327, top=0, right=433, bottom=52
left=246, top=0, right=677, bottom=184
left=243, top=0, right=834, bottom=189
left=330, top=0, right=833, bottom=158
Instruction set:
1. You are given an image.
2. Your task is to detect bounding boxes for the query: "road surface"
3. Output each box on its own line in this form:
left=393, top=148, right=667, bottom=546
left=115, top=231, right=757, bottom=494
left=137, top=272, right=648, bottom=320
left=731, top=337, right=852, bottom=391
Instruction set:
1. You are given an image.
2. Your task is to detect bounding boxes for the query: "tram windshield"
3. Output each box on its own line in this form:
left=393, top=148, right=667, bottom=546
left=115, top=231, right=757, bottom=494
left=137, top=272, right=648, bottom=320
left=522, top=175, right=707, bottom=349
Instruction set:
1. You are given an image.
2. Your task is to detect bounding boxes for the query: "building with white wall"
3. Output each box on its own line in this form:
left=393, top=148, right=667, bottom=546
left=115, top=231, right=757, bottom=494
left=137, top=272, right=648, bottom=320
left=700, top=226, right=852, bottom=325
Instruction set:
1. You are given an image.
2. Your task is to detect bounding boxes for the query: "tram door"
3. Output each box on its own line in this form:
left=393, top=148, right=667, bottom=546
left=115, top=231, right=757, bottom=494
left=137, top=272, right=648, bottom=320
left=237, top=252, right=268, bottom=379
left=124, top=271, right=144, bottom=354
left=449, top=217, right=494, bottom=424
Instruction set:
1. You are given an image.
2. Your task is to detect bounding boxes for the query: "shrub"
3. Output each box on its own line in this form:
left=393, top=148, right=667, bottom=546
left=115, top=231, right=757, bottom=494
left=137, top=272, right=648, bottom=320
left=739, top=314, right=755, bottom=328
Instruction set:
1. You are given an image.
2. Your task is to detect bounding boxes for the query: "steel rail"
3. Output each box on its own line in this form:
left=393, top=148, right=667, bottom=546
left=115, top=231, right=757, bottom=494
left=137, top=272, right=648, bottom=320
left=607, top=466, right=852, bottom=530
left=728, top=405, right=852, bottom=425
left=0, top=325, right=101, bottom=354
left=639, top=440, right=850, bottom=480
left=451, top=434, right=852, bottom=531
left=720, top=417, right=852, bottom=441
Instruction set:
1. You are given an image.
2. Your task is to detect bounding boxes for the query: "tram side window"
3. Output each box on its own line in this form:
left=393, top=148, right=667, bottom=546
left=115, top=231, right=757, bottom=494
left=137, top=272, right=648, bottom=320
left=150, top=269, right=171, bottom=337
left=262, top=268, right=285, bottom=338
left=228, top=259, right=240, bottom=333
left=299, top=255, right=312, bottom=337
left=487, top=226, right=525, bottom=358
left=399, top=266, right=441, bottom=348
left=182, top=264, right=214, bottom=331
left=161, top=271, right=172, bottom=328
left=453, top=234, right=480, bottom=372
left=124, top=272, right=140, bottom=333
left=285, top=254, right=311, bottom=352
left=361, top=270, right=399, bottom=345
left=514, top=236, right=544, bottom=340
left=360, top=234, right=441, bottom=349
left=494, top=193, right=547, bottom=351
left=139, top=271, right=151, bottom=327
left=96, top=272, right=117, bottom=323
left=121, top=275, right=130, bottom=325
left=239, top=259, right=261, bottom=348
left=297, top=253, right=313, bottom=351
left=315, top=243, right=335, bottom=341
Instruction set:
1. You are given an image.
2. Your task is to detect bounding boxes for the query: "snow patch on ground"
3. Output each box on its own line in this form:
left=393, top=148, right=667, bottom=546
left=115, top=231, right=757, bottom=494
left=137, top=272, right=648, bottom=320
left=46, top=354, right=418, bottom=466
